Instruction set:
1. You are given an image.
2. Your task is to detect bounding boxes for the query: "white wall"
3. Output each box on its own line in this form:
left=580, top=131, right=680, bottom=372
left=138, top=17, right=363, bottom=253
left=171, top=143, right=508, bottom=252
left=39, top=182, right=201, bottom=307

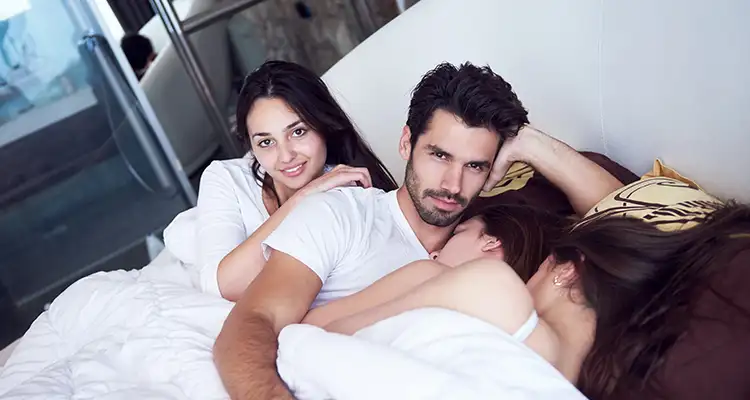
left=323, top=0, right=750, bottom=202
left=0, top=0, right=30, bottom=20
left=601, top=0, right=750, bottom=201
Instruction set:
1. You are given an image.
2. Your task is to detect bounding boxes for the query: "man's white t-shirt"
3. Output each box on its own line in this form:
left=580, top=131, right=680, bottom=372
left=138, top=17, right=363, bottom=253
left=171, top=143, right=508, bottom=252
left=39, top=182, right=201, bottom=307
left=263, top=187, right=429, bottom=308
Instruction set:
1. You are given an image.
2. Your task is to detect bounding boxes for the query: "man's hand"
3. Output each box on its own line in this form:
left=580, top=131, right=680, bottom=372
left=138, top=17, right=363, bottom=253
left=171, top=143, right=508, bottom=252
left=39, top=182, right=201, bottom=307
left=214, top=251, right=322, bottom=400
left=484, top=125, right=623, bottom=216
left=483, top=126, right=542, bottom=192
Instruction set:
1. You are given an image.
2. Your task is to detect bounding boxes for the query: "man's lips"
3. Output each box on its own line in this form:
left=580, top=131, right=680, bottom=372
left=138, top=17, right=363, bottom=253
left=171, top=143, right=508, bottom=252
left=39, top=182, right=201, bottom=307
left=429, top=195, right=461, bottom=211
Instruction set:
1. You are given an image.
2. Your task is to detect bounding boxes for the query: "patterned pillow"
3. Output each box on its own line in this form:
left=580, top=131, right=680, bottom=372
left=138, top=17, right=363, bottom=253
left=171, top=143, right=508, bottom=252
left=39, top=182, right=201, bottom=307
left=467, top=152, right=639, bottom=217
left=582, top=176, right=722, bottom=231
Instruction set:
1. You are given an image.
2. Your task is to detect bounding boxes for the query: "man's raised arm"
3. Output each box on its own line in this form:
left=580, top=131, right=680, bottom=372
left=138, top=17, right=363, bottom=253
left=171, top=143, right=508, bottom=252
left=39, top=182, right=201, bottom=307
left=486, top=126, right=624, bottom=216
left=214, top=251, right=321, bottom=399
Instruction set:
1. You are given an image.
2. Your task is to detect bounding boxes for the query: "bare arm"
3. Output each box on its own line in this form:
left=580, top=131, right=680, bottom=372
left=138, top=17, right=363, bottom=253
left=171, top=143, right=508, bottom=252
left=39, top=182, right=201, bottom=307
left=213, top=251, right=322, bottom=400
left=485, top=127, right=624, bottom=216
left=324, top=259, right=533, bottom=337
left=203, top=164, right=372, bottom=300
left=302, top=260, right=448, bottom=327
left=216, top=197, right=300, bottom=301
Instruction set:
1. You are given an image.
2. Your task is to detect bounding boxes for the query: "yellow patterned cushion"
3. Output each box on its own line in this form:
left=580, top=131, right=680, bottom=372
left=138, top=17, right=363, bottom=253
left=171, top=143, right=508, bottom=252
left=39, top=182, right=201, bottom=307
left=480, top=162, right=534, bottom=197
left=583, top=177, right=722, bottom=232
left=641, top=159, right=703, bottom=190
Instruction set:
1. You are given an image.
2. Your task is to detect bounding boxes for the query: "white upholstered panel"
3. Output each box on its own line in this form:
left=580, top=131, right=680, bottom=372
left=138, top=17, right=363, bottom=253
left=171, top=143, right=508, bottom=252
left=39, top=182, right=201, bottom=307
left=322, top=0, right=750, bottom=202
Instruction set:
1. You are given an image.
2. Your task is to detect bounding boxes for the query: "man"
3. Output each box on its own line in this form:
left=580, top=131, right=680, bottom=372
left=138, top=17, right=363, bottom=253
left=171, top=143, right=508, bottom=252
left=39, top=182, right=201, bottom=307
left=213, top=62, right=622, bottom=399
left=120, top=33, right=156, bottom=80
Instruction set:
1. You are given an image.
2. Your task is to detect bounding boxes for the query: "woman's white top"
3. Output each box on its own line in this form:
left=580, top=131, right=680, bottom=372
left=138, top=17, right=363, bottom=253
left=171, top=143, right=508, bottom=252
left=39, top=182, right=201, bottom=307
left=165, top=158, right=268, bottom=295
left=163, top=159, right=337, bottom=296
left=195, top=158, right=271, bottom=295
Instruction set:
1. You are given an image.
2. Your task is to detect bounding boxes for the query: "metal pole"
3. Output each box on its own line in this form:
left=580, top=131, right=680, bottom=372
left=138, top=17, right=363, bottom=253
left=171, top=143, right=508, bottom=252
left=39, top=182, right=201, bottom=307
left=182, top=0, right=272, bottom=35
left=84, top=34, right=174, bottom=192
left=79, top=0, right=197, bottom=205
left=149, top=0, right=243, bottom=158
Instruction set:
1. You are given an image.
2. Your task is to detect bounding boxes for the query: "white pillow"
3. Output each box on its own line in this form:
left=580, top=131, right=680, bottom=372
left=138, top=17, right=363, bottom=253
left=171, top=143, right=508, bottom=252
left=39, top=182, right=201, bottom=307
left=163, top=207, right=198, bottom=265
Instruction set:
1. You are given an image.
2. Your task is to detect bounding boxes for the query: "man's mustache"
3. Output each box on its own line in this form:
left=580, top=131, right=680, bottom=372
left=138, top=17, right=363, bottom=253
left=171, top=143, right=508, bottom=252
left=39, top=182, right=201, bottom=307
left=422, top=189, right=468, bottom=207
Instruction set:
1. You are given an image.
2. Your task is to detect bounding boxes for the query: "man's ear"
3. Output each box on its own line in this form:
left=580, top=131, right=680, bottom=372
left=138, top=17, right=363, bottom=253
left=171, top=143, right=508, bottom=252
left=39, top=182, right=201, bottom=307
left=399, top=126, right=412, bottom=161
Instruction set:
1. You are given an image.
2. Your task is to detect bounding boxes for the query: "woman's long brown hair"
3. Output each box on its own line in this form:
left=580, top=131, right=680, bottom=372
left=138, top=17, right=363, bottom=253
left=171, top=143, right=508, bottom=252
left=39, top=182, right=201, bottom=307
left=550, top=201, right=750, bottom=398
left=466, top=204, right=568, bottom=282
left=236, top=61, right=398, bottom=206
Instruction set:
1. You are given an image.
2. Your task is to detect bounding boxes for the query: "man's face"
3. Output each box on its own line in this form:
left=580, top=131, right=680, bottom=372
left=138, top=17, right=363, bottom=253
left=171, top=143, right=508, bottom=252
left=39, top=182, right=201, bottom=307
left=400, top=109, right=500, bottom=227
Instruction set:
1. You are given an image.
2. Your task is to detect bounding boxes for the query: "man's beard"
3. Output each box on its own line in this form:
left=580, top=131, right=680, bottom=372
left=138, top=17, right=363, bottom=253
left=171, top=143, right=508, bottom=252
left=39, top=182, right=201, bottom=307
left=404, top=159, right=470, bottom=227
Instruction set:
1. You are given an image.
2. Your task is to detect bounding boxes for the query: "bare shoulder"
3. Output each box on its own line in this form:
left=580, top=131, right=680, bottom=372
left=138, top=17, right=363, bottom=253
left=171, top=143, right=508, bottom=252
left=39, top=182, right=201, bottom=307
left=438, top=258, right=535, bottom=335
left=453, top=259, right=533, bottom=304
left=400, top=259, right=451, bottom=277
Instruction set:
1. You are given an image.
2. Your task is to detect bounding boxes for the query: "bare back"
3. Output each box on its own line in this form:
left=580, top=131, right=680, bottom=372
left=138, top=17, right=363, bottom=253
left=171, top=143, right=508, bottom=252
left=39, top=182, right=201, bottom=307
left=323, top=258, right=560, bottom=365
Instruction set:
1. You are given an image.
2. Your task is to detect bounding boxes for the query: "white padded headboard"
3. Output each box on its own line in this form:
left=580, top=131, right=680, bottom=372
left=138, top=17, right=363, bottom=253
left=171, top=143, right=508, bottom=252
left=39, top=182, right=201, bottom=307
left=322, top=0, right=750, bottom=202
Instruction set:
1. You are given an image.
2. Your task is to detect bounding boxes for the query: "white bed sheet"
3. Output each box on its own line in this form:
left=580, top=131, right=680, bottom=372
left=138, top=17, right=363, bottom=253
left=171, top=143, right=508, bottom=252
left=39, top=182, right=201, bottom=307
left=278, top=308, right=585, bottom=400
left=0, top=250, right=232, bottom=399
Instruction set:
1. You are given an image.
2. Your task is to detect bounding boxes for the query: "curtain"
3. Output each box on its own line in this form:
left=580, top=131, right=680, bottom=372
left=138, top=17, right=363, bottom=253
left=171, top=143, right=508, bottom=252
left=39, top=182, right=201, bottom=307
left=107, top=0, right=157, bottom=33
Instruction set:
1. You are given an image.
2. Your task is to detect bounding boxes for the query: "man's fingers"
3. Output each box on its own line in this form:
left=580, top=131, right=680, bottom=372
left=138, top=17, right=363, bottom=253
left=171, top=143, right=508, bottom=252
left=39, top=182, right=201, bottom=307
left=484, top=159, right=511, bottom=192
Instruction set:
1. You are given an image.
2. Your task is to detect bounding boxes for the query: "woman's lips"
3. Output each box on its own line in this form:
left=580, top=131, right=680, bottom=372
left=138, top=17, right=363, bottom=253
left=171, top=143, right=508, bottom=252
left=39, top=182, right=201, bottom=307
left=280, top=162, right=306, bottom=178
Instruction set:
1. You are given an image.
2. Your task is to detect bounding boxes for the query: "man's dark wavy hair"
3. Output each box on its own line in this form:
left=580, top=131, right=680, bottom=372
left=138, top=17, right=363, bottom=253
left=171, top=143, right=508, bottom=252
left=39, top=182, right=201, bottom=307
left=406, top=62, right=529, bottom=148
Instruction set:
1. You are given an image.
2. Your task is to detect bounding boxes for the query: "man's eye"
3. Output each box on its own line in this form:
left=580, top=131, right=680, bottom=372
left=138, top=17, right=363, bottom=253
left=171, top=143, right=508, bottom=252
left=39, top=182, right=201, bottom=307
left=468, top=163, right=483, bottom=171
left=434, top=152, right=447, bottom=159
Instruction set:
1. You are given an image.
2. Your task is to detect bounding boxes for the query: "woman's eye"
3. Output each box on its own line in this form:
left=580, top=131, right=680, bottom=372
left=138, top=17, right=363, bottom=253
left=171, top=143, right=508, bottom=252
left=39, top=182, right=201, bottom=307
left=291, top=128, right=307, bottom=137
left=257, top=139, right=273, bottom=148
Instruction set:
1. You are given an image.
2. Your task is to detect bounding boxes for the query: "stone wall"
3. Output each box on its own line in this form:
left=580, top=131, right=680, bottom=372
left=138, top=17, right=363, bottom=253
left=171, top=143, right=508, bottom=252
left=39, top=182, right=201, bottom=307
left=236, top=0, right=406, bottom=75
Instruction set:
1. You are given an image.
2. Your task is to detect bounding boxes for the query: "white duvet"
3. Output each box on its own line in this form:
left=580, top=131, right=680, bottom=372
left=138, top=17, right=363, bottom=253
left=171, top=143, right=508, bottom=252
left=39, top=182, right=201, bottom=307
left=0, top=250, right=584, bottom=399
left=0, top=250, right=232, bottom=399
left=278, top=308, right=585, bottom=400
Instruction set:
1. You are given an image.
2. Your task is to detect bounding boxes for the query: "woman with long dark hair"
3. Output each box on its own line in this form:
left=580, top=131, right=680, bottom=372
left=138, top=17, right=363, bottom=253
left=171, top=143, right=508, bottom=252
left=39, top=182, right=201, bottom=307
left=312, top=197, right=750, bottom=398
left=193, top=60, right=396, bottom=301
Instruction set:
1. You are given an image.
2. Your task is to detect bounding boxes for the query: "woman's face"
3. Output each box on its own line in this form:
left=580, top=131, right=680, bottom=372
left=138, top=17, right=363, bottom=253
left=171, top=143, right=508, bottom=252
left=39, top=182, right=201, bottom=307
left=247, top=97, right=327, bottom=190
left=434, top=216, right=504, bottom=267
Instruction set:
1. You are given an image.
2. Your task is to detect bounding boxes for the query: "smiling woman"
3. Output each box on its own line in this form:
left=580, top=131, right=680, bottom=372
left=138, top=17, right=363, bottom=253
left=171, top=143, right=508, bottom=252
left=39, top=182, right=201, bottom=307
left=188, top=60, right=397, bottom=301
left=244, top=97, right=328, bottom=203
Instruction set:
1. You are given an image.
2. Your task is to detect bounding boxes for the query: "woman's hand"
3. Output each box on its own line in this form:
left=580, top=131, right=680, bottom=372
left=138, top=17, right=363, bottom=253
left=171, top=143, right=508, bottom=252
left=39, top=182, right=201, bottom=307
left=297, top=164, right=373, bottom=198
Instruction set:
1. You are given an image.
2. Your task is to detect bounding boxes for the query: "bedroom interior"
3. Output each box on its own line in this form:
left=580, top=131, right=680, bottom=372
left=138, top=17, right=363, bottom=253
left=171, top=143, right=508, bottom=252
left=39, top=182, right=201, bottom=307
left=0, top=0, right=416, bottom=351
left=0, top=0, right=748, bottom=398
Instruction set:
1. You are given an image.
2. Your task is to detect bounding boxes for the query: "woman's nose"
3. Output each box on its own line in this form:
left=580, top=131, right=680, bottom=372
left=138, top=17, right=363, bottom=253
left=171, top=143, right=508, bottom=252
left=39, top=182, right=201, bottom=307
left=277, top=141, right=297, bottom=163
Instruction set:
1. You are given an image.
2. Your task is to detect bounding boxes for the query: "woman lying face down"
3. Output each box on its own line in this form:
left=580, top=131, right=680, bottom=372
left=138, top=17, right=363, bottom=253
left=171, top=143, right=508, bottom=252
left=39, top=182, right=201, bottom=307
left=301, top=204, right=565, bottom=328
left=302, top=201, right=750, bottom=398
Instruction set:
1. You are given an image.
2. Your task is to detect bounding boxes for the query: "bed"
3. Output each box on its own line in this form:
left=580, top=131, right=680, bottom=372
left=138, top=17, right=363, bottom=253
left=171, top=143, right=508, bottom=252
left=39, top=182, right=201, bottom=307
left=1, top=0, right=749, bottom=398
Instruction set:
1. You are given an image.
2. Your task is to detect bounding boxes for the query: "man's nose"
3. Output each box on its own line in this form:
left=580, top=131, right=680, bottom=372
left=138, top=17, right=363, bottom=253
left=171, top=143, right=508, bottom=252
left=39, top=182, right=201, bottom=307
left=440, top=166, right=462, bottom=195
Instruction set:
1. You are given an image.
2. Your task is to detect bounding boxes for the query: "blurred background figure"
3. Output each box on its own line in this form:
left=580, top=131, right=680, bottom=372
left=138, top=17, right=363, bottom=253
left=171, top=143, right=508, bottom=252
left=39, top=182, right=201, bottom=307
left=120, top=33, right=156, bottom=80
